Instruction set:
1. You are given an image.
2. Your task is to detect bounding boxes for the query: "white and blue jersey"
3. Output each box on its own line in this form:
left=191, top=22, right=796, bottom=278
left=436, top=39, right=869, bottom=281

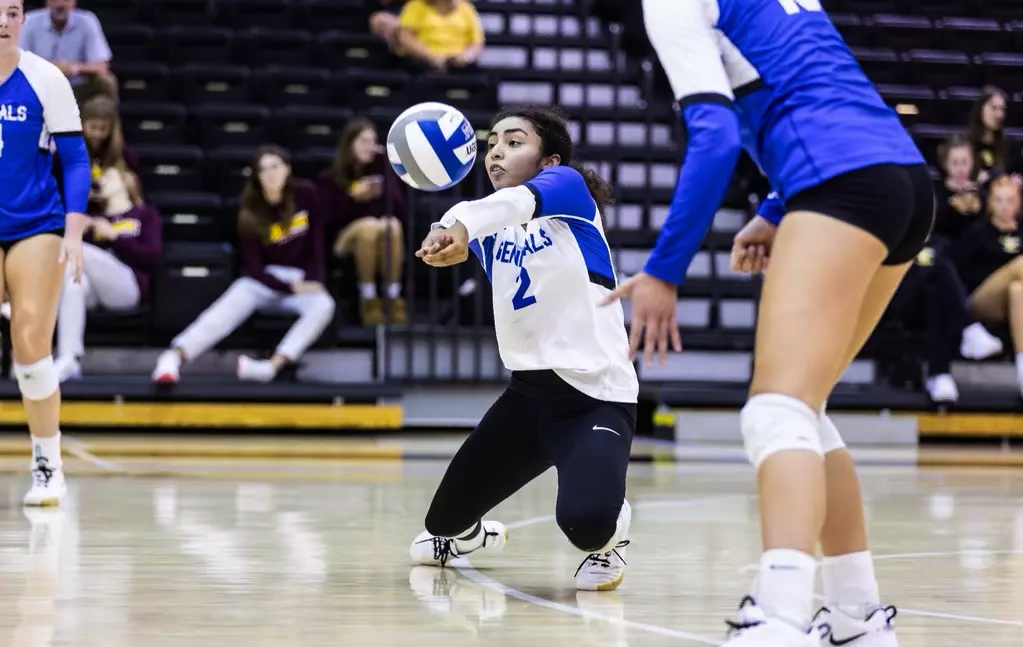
left=442, top=166, right=638, bottom=403
left=0, top=50, right=90, bottom=241
left=642, top=0, right=925, bottom=284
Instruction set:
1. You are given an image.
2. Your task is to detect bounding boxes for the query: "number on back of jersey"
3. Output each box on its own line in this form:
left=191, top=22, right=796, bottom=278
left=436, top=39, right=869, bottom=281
left=777, top=0, right=822, bottom=15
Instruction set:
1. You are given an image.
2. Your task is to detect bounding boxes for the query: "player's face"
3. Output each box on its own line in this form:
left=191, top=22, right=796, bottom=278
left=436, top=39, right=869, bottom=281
left=988, top=183, right=1021, bottom=223
left=0, top=1, right=25, bottom=50
left=352, top=127, right=378, bottom=165
left=257, top=153, right=291, bottom=196
left=486, top=117, right=546, bottom=190
left=982, top=94, right=1006, bottom=132
left=945, top=146, right=973, bottom=181
left=84, top=118, right=112, bottom=150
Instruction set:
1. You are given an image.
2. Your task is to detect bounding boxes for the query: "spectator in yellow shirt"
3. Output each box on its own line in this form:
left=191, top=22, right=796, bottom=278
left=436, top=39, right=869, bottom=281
left=397, top=0, right=485, bottom=72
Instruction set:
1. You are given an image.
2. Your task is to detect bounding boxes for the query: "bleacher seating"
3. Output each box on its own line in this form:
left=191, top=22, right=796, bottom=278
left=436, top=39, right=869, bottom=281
left=46, top=0, right=1015, bottom=408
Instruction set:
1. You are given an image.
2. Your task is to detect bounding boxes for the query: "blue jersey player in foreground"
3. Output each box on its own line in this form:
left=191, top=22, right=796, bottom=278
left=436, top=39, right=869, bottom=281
left=604, top=1, right=933, bottom=646
left=409, top=106, right=638, bottom=592
left=0, top=0, right=90, bottom=506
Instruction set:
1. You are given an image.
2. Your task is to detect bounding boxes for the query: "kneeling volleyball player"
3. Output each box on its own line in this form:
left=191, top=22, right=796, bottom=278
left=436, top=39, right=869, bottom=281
left=409, top=106, right=637, bottom=591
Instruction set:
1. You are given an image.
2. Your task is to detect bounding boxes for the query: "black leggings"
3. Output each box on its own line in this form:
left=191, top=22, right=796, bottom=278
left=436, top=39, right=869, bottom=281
left=891, top=251, right=973, bottom=375
left=424, top=370, right=636, bottom=553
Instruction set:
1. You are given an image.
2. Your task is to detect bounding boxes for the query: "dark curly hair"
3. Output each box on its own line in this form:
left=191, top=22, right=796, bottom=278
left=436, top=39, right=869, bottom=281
left=492, top=105, right=614, bottom=211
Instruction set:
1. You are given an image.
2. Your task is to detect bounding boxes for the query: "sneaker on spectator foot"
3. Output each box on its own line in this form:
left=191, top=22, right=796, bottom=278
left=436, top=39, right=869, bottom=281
left=925, top=374, right=958, bottom=403
left=960, top=322, right=1003, bottom=359
left=54, top=355, right=81, bottom=383
left=237, top=356, right=276, bottom=382
left=152, top=350, right=181, bottom=384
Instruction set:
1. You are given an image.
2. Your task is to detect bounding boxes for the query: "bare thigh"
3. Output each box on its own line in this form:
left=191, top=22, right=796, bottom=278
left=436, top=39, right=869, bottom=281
left=333, top=217, right=382, bottom=257
left=752, top=211, right=890, bottom=409
left=4, top=235, right=65, bottom=363
left=969, top=256, right=1023, bottom=324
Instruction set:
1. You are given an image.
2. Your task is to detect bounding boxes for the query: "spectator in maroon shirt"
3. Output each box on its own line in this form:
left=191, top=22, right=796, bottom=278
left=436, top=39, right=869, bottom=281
left=152, top=146, right=335, bottom=384
left=53, top=95, right=164, bottom=383
left=316, top=118, right=407, bottom=326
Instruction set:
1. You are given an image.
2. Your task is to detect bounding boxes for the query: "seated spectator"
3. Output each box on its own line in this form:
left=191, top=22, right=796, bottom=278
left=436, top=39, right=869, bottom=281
left=396, top=0, right=484, bottom=72
left=316, top=119, right=407, bottom=326
left=368, top=0, right=406, bottom=51
left=953, top=176, right=1023, bottom=396
left=54, top=96, right=164, bottom=382
left=19, top=0, right=116, bottom=104
left=967, top=86, right=1021, bottom=185
left=934, top=135, right=984, bottom=244
left=152, top=146, right=335, bottom=384
left=890, top=244, right=1004, bottom=403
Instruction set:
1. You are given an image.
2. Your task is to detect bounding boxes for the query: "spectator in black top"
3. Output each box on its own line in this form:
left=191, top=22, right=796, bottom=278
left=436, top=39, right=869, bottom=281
left=967, top=86, right=1021, bottom=186
left=933, top=135, right=983, bottom=244
left=954, top=176, right=1023, bottom=396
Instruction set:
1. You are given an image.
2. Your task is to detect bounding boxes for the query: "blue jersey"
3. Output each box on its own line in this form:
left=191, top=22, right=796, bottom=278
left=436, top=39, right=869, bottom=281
left=641, top=0, right=924, bottom=284
left=0, top=50, right=90, bottom=241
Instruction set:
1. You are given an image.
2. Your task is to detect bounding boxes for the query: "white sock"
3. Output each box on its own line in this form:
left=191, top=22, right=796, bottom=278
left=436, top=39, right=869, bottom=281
left=755, top=549, right=817, bottom=630
left=822, top=551, right=881, bottom=619
left=386, top=282, right=401, bottom=299
left=31, top=432, right=62, bottom=469
left=360, top=283, right=377, bottom=300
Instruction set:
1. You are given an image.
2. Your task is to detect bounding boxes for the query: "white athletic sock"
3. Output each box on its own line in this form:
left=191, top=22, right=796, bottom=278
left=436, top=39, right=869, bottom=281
left=386, top=282, right=401, bottom=299
left=31, top=432, right=62, bottom=469
left=360, top=283, right=377, bottom=300
left=822, top=551, right=881, bottom=619
left=755, top=548, right=817, bottom=630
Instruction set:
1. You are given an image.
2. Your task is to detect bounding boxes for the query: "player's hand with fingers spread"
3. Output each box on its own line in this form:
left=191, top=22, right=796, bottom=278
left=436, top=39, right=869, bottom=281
left=601, top=272, right=682, bottom=366
left=58, top=222, right=86, bottom=284
left=730, top=215, right=777, bottom=274
left=416, top=220, right=470, bottom=267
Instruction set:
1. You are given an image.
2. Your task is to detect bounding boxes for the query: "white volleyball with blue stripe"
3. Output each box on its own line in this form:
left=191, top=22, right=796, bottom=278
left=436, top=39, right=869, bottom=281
left=386, top=102, right=478, bottom=192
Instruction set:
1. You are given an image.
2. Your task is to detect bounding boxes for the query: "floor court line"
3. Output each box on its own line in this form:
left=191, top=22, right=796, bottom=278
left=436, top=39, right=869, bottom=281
left=62, top=435, right=126, bottom=473
left=458, top=496, right=750, bottom=646
left=461, top=495, right=1023, bottom=641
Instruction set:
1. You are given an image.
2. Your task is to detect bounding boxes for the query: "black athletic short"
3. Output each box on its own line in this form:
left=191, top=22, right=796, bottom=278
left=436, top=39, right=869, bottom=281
left=0, top=228, right=65, bottom=254
left=785, top=163, right=935, bottom=266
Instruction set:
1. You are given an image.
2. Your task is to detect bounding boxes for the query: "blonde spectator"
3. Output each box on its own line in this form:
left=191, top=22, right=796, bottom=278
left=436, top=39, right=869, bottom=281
left=397, top=0, right=484, bottom=72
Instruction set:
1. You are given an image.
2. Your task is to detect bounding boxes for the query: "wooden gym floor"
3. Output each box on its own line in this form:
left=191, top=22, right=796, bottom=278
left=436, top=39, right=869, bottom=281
left=0, top=435, right=1019, bottom=647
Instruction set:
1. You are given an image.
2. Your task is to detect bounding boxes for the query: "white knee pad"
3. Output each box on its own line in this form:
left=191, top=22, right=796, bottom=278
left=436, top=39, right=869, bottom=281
left=740, top=393, right=823, bottom=469
left=14, top=357, right=59, bottom=401
left=818, top=404, right=847, bottom=454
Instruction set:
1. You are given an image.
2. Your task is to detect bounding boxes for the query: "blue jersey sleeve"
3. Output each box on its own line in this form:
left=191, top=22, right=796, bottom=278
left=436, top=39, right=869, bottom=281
left=524, top=166, right=598, bottom=221
left=757, top=192, right=784, bottom=226
left=643, top=102, right=742, bottom=285
left=54, top=134, right=90, bottom=215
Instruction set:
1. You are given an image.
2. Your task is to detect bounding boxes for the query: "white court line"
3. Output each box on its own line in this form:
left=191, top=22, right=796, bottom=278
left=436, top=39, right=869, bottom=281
left=62, top=436, right=125, bottom=473
left=457, top=495, right=752, bottom=646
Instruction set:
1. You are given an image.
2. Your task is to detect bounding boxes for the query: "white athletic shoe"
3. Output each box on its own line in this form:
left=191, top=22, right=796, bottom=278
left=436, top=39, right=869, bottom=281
left=574, top=498, right=632, bottom=591
left=813, top=605, right=899, bottom=647
left=23, top=459, right=67, bottom=507
left=54, top=355, right=81, bottom=383
left=574, top=540, right=629, bottom=591
left=960, top=322, right=1003, bottom=360
left=152, top=349, right=181, bottom=384
left=722, top=597, right=819, bottom=647
left=926, top=374, right=959, bottom=403
left=410, top=520, right=508, bottom=567
left=237, top=356, right=277, bottom=383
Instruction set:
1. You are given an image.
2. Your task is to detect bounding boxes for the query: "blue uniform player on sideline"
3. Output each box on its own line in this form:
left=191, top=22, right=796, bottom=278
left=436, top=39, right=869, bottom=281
left=0, top=1, right=90, bottom=507
left=603, top=1, right=933, bottom=646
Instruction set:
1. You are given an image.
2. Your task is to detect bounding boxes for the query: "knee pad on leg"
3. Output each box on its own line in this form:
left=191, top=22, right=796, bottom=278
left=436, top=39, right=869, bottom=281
left=740, top=393, right=823, bottom=469
left=14, top=357, right=59, bottom=401
left=819, top=406, right=847, bottom=454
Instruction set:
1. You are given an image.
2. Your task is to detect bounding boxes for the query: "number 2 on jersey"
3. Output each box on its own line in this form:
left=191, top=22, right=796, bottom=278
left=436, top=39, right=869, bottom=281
left=512, top=267, right=537, bottom=310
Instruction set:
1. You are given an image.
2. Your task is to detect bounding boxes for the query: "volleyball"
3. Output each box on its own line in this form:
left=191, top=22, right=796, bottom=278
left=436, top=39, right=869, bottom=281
left=386, top=102, right=478, bottom=192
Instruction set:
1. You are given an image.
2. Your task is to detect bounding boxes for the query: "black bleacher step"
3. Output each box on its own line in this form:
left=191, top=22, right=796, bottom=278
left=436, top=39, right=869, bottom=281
left=483, top=67, right=639, bottom=86
left=0, top=376, right=399, bottom=404
left=644, top=381, right=1023, bottom=413
left=475, top=1, right=584, bottom=16
left=486, top=34, right=609, bottom=50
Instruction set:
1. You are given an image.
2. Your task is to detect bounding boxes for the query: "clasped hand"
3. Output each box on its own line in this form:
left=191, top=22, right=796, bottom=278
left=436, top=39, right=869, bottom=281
left=416, top=221, right=470, bottom=267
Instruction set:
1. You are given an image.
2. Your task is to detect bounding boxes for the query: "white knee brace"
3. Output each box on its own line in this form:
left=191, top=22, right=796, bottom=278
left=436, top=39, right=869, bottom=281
left=740, top=393, right=823, bottom=469
left=13, top=357, right=60, bottom=401
left=819, top=403, right=847, bottom=454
